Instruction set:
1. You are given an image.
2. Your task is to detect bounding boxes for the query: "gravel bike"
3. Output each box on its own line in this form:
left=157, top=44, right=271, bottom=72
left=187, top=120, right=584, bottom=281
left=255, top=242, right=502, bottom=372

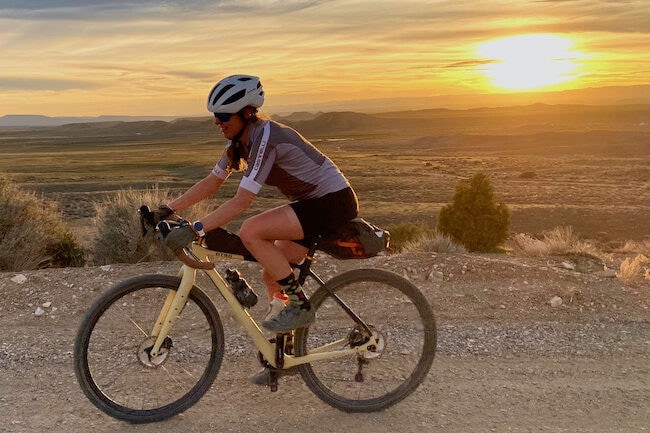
left=73, top=209, right=437, bottom=423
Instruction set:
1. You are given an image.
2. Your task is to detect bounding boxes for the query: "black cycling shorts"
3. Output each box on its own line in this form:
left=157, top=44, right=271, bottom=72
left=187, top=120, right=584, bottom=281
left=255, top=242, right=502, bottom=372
left=290, top=187, right=358, bottom=246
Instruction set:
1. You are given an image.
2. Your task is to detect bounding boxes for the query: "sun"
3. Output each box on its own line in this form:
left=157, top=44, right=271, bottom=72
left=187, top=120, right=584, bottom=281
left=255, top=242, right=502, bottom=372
left=477, top=34, right=583, bottom=91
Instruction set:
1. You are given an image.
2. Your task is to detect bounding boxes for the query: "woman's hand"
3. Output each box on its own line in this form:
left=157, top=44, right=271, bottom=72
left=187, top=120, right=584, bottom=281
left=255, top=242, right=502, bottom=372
left=163, top=223, right=198, bottom=253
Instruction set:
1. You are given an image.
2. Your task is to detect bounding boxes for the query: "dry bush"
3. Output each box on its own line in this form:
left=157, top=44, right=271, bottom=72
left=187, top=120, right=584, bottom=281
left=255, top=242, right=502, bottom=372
left=513, top=226, right=601, bottom=257
left=0, top=176, right=85, bottom=271
left=615, top=239, right=650, bottom=255
left=616, top=254, right=650, bottom=285
left=92, top=186, right=214, bottom=265
left=512, top=233, right=549, bottom=256
left=402, top=232, right=467, bottom=254
left=386, top=220, right=434, bottom=253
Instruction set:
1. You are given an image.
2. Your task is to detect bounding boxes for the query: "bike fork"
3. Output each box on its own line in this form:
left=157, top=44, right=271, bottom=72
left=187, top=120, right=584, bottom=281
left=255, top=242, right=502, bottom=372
left=149, top=267, right=196, bottom=357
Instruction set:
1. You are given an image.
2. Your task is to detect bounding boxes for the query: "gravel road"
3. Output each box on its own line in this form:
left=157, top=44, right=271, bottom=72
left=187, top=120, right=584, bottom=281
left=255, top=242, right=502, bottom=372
left=1, top=253, right=648, bottom=432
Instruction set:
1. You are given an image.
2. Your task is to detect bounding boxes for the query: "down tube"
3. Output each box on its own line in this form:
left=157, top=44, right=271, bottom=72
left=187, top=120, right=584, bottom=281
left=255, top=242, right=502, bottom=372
left=203, top=267, right=278, bottom=367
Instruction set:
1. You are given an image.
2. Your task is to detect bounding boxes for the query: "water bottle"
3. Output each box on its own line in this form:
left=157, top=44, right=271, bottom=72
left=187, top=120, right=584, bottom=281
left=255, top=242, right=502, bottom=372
left=225, top=269, right=258, bottom=308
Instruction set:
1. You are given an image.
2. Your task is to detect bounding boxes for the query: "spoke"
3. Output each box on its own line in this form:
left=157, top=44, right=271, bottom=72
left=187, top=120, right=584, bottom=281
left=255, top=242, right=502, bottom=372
left=127, top=316, right=149, bottom=337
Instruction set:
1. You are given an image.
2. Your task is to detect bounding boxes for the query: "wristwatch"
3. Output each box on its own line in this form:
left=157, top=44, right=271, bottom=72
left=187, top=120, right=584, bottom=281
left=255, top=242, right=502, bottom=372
left=193, top=220, right=206, bottom=237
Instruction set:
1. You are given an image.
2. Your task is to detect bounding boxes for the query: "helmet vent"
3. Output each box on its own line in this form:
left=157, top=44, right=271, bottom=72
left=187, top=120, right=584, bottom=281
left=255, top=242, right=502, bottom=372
left=207, top=74, right=264, bottom=112
left=223, top=89, right=246, bottom=106
left=212, top=84, right=234, bottom=106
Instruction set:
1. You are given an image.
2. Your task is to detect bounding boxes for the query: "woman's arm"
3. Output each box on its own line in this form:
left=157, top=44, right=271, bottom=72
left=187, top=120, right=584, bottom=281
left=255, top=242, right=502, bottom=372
left=168, top=172, right=224, bottom=212
left=199, top=187, right=256, bottom=232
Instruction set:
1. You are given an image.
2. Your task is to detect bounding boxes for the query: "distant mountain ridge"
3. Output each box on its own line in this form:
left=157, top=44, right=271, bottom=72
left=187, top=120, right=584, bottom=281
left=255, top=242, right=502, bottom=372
left=3, top=84, right=650, bottom=128
left=1, top=104, right=648, bottom=138
left=0, top=114, right=182, bottom=127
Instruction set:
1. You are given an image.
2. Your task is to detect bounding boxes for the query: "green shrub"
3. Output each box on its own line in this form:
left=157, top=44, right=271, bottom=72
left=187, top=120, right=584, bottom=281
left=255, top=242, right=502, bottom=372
left=437, top=172, right=510, bottom=252
left=0, top=176, right=85, bottom=271
left=92, top=186, right=213, bottom=264
left=386, top=220, right=434, bottom=253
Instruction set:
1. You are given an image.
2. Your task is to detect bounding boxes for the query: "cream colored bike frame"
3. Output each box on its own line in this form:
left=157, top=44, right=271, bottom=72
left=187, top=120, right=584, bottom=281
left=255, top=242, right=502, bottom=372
left=147, top=242, right=374, bottom=369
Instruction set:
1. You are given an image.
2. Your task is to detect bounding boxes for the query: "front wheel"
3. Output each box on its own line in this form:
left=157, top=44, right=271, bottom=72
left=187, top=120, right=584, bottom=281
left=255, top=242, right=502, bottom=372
left=295, top=269, right=436, bottom=412
left=73, top=274, right=224, bottom=423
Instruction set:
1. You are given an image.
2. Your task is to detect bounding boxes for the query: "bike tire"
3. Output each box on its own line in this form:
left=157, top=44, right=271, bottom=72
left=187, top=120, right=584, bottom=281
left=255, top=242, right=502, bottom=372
left=74, top=274, right=224, bottom=423
left=295, top=268, right=436, bottom=412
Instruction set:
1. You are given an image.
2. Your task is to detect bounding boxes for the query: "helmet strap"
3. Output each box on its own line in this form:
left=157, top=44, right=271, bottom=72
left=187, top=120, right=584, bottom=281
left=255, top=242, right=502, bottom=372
left=231, top=107, right=257, bottom=146
left=231, top=114, right=249, bottom=146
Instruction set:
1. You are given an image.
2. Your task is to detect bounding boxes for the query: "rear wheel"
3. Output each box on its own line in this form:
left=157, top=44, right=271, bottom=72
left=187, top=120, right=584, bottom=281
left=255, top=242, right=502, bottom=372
left=74, top=274, right=224, bottom=423
left=295, top=269, right=436, bottom=412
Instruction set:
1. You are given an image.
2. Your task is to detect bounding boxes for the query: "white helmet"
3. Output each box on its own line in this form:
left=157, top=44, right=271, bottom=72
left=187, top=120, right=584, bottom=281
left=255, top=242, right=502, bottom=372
left=207, top=74, right=264, bottom=113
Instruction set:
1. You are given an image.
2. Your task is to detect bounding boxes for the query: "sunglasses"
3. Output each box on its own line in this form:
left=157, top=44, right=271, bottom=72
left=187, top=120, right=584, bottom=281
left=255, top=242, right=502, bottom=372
left=213, top=112, right=235, bottom=122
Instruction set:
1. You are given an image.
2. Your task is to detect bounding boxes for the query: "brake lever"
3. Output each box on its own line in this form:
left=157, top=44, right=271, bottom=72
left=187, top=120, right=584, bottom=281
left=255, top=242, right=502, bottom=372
left=138, top=205, right=153, bottom=237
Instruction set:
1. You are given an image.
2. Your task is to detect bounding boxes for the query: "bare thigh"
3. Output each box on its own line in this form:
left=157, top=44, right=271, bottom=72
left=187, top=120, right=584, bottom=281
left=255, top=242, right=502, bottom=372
left=240, top=204, right=306, bottom=283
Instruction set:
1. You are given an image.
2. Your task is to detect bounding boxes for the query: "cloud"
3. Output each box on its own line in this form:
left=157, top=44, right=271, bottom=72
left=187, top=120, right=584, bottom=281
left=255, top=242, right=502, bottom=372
left=0, top=0, right=328, bottom=20
left=1, top=0, right=648, bottom=116
left=444, top=60, right=496, bottom=69
left=0, top=77, right=100, bottom=91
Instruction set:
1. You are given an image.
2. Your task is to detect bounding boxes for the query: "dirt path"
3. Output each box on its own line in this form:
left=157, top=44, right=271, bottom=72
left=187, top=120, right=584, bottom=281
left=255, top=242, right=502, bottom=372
left=1, top=254, right=648, bottom=433
left=2, top=354, right=646, bottom=433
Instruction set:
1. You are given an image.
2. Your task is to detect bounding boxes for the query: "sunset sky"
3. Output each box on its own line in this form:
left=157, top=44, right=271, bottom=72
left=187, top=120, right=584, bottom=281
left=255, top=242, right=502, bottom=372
left=1, top=0, right=649, bottom=116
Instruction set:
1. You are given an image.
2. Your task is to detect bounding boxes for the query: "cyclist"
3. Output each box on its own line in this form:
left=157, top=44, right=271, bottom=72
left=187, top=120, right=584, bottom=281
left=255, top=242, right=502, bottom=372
left=161, top=74, right=358, bottom=348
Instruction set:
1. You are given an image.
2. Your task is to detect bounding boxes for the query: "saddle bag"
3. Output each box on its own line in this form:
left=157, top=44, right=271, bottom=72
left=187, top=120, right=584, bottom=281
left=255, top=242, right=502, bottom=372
left=319, top=218, right=390, bottom=260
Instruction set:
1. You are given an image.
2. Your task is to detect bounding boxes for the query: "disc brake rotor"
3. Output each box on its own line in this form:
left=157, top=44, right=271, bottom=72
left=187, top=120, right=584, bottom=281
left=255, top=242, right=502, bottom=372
left=137, top=337, right=173, bottom=368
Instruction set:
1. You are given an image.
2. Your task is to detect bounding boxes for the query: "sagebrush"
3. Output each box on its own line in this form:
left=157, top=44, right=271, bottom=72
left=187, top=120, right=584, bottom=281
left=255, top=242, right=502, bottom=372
left=402, top=232, right=467, bottom=254
left=512, top=226, right=601, bottom=257
left=92, top=186, right=214, bottom=265
left=385, top=221, right=434, bottom=253
left=0, top=176, right=85, bottom=271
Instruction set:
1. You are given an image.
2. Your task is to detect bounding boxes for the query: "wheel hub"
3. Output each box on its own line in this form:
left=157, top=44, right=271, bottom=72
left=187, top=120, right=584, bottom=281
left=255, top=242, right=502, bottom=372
left=348, top=326, right=386, bottom=359
left=137, top=336, right=173, bottom=368
left=362, top=329, right=385, bottom=359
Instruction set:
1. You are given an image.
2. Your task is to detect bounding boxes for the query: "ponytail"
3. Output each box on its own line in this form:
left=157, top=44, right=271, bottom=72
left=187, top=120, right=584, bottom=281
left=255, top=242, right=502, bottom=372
left=226, top=141, right=247, bottom=172
left=224, top=107, right=260, bottom=172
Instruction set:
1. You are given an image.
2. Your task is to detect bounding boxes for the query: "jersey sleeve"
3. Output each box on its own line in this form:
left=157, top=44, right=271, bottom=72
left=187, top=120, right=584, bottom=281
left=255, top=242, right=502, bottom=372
left=211, top=146, right=231, bottom=180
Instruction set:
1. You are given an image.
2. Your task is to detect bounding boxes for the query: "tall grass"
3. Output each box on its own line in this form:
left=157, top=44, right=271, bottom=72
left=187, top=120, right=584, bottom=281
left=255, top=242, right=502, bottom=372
left=402, top=232, right=467, bottom=254
left=512, top=226, right=601, bottom=257
left=513, top=225, right=650, bottom=285
left=616, top=254, right=650, bottom=285
left=92, top=186, right=214, bottom=264
left=0, top=176, right=85, bottom=271
left=615, top=239, right=650, bottom=256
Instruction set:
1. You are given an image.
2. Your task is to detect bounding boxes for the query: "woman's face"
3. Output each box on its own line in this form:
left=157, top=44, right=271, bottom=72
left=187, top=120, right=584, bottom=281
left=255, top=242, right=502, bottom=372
left=214, top=113, right=245, bottom=140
